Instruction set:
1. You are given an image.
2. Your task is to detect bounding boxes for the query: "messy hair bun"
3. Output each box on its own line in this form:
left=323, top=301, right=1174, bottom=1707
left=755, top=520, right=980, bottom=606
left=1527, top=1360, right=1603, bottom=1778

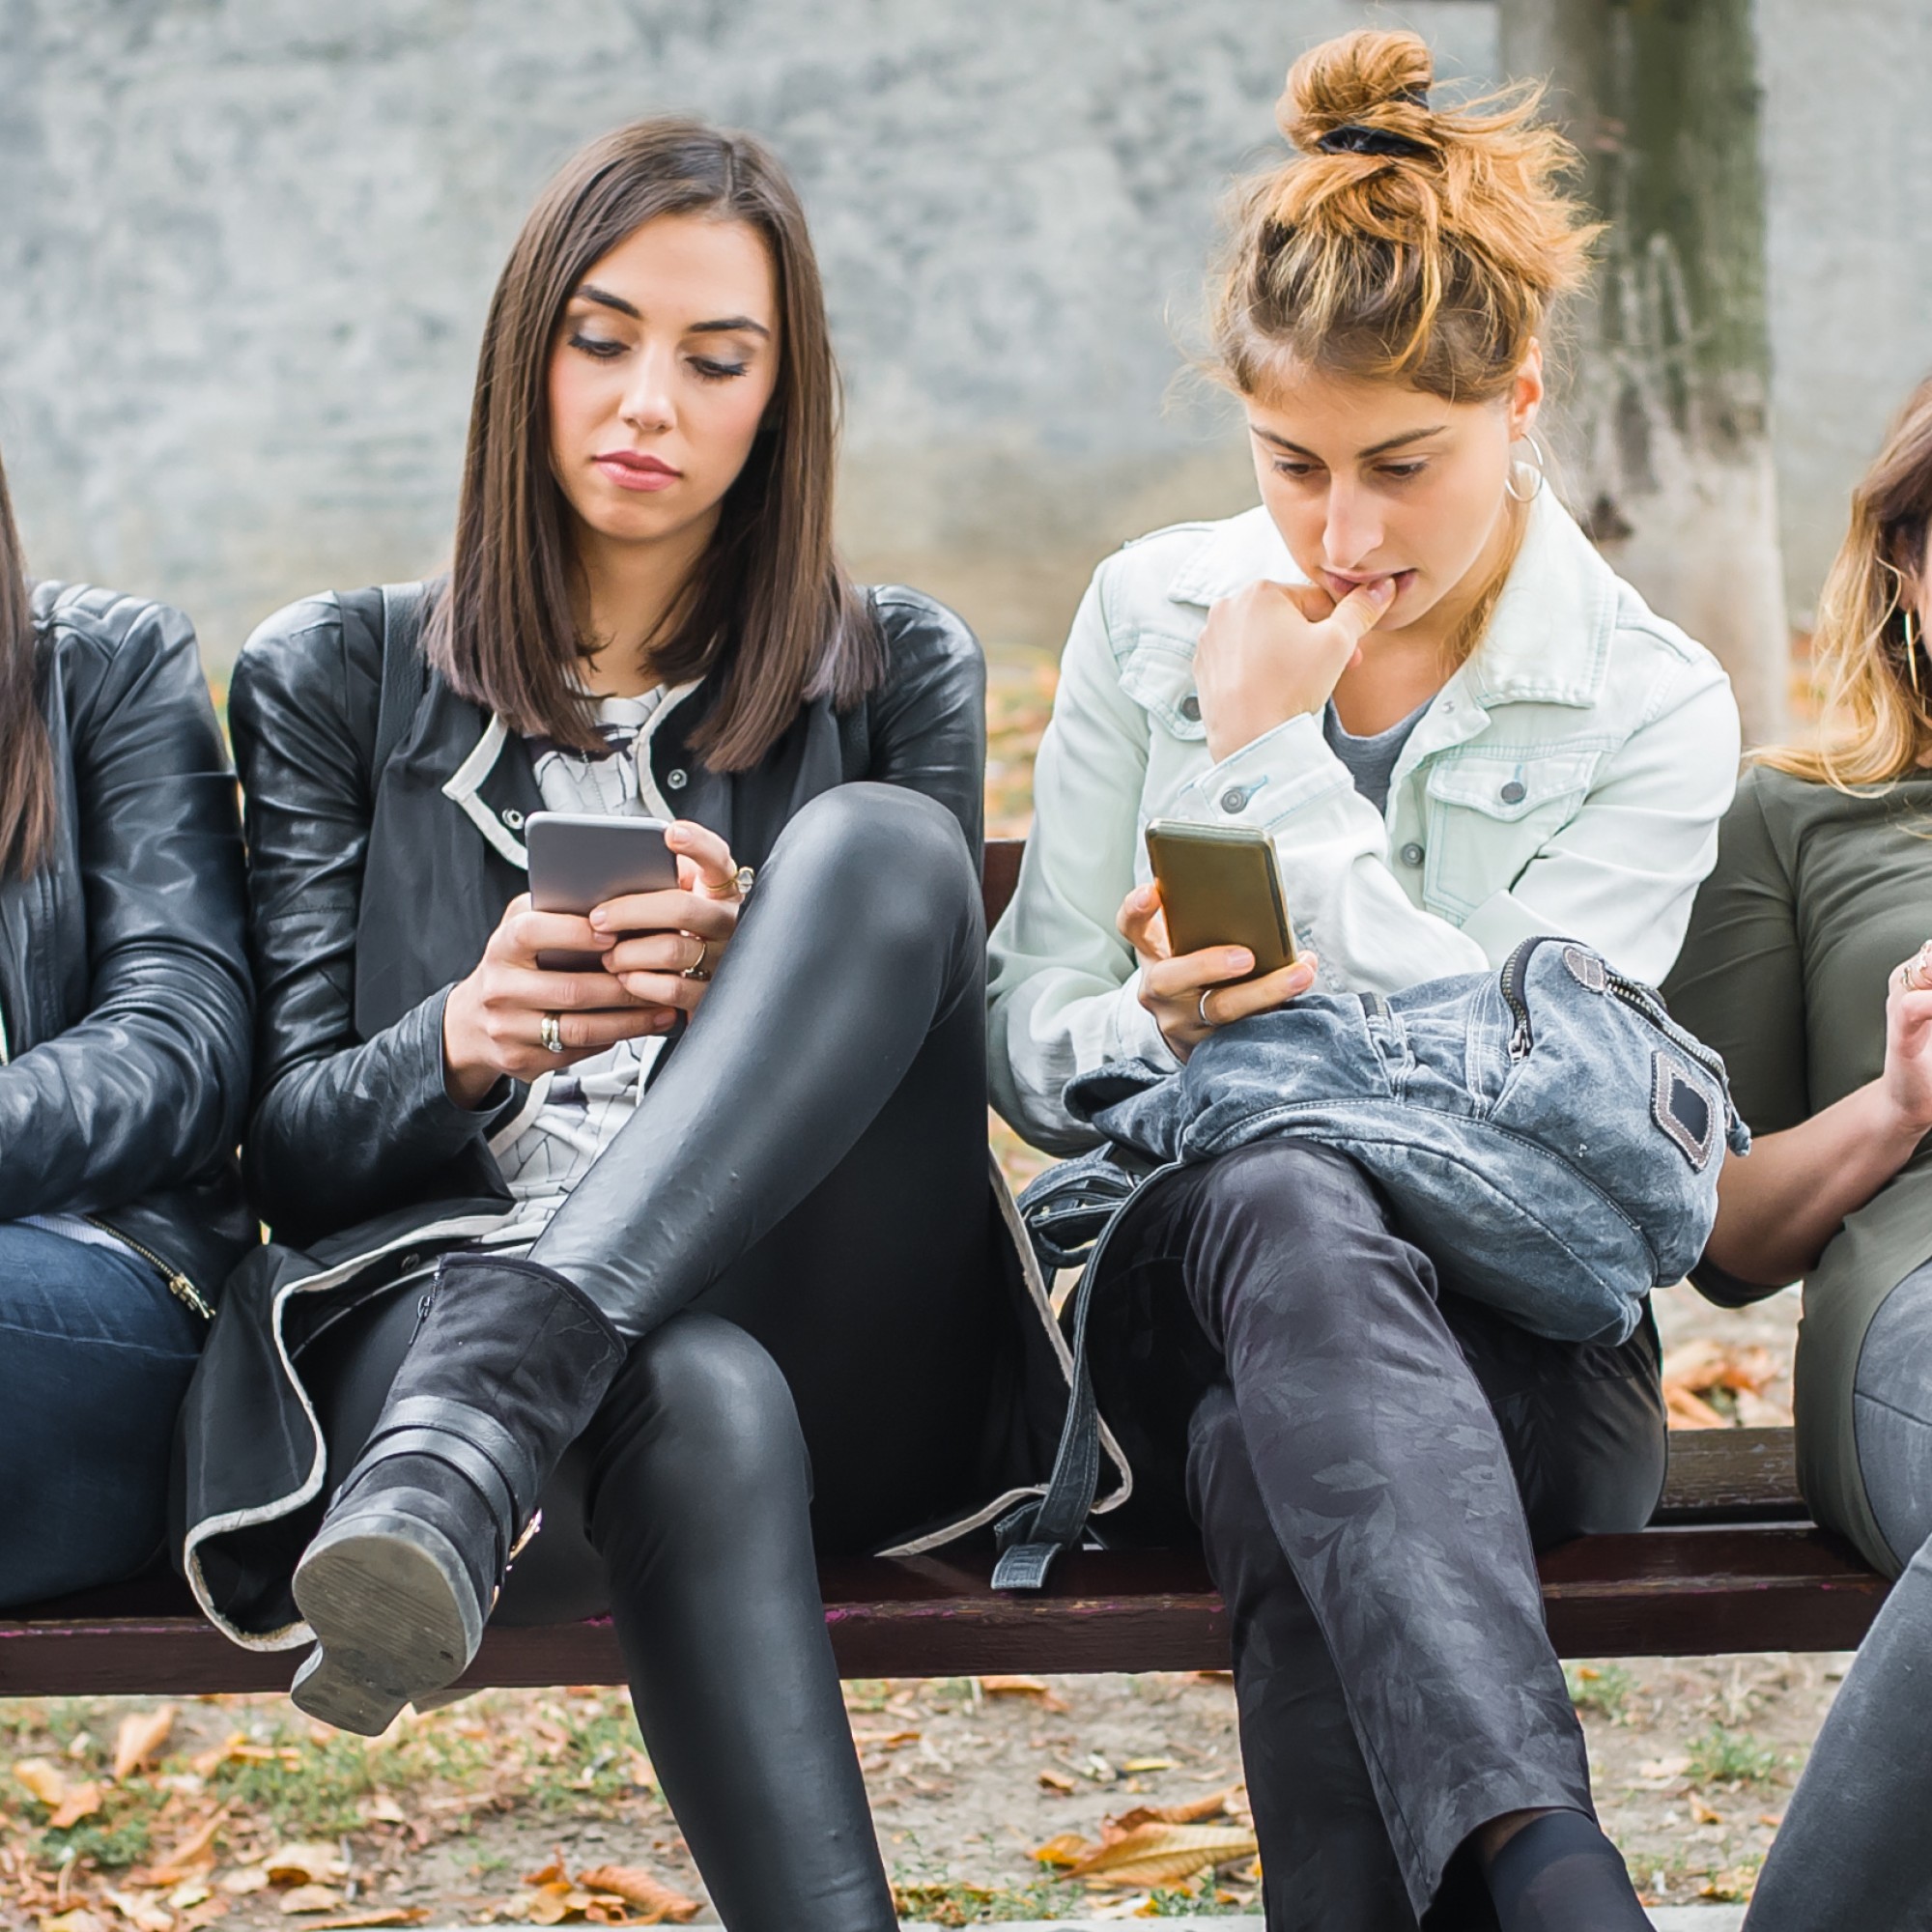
left=1211, top=29, right=1597, bottom=402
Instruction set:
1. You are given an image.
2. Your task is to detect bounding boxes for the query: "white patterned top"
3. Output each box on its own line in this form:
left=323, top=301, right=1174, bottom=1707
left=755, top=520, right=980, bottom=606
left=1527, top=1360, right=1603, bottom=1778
left=489, top=689, right=673, bottom=1233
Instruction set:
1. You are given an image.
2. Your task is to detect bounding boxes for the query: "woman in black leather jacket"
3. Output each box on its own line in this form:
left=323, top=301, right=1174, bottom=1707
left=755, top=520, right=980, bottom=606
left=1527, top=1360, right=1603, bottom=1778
left=177, top=121, right=1031, bottom=1930
left=0, top=445, right=252, bottom=1610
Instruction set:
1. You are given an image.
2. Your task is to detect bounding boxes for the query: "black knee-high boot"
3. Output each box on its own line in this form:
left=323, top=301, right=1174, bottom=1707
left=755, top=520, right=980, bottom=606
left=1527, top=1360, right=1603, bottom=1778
left=292, top=1254, right=624, bottom=1732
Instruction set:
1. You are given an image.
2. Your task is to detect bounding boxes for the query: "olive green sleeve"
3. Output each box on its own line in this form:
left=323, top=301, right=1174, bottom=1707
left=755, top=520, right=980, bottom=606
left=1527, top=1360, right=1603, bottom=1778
left=1662, top=768, right=1808, bottom=1305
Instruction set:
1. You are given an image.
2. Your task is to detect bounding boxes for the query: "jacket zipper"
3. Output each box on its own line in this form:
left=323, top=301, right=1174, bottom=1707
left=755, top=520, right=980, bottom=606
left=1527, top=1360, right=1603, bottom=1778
left=82, top=1214, right=214, bottom=1321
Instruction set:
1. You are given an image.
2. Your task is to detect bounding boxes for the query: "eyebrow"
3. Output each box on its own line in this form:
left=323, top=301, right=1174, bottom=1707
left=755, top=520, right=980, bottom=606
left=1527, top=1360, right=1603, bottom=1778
left=574, top=284, right=771, bottom=338
left=1251, top=423, right=1449, bottom=460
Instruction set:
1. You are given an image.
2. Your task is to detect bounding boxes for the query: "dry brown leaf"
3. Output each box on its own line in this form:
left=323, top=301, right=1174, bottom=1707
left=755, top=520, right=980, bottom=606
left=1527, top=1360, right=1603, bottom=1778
left=299, top=1912, right=430, bottom=1930
left=264, top=1846, right=348, bottom=1887
left=1663, top=1382, right=1729, bottom=1430
left=523, top=1853, right=569, bottom=1888
left=1120, top=1757, right=1175, bottom=1773
left=1067, top=1821, right=1262, bottom=1886
left=40, top=1912, right=111, bottom=1932
left=978, top=1674, right=1069, bottom=1712
left=1690, top=1797, right=1724, bottom=1825
left=1031, top=1832, right=1092, bottom=1868
left=521, top=1886, right=581, bottom=1926
left=1037, top=1768, right=1076, bottom=1793
left=848, top=1728, right=921, bottom=1750
left=112, top=1708, right=177, bottom=1781
left=1662, top=1339, right=1776, bottom=1396
left=218, top=1868, right=270, bottom=1895
left=278, top=1887, right=345, bottom=1917
left=104, top=1891, right=174, bottom=1932
left=1107, top=1782, right=1246, bottom=1833
left=140, top=1801, right=234, bottom=1882
left=14, top=1756, right=103, bottom=1830
left=577, top=1865, right=701, bottom=1921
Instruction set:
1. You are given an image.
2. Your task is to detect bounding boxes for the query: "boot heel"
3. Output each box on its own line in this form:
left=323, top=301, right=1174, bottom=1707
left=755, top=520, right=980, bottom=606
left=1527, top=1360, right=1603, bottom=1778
left=292, top=1510, right=484, bottom=1733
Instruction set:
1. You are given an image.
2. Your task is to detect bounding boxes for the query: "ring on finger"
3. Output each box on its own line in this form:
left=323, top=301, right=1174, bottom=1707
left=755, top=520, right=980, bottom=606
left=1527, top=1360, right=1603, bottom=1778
left=539, top=1011, right=565, bottom=1055
left=1197, top=989, right=1218, bottom=1030
left=681, top=938, right=714, bottom=983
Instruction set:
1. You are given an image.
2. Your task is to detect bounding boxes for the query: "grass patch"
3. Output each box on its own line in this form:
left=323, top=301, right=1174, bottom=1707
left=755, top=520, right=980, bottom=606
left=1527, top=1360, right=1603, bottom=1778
left=1688, top=1724, right=1784, bottom=1786
left=1565, top=1662, right=1635, bottom=1722
left=42, top=1814, right=153, bottom=1870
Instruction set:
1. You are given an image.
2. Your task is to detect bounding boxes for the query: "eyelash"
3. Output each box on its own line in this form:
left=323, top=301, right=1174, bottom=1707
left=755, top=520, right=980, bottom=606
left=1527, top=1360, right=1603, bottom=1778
left=1270, top=460, right=1429, bottom=482
left=566, top=332, right=749, bottom=382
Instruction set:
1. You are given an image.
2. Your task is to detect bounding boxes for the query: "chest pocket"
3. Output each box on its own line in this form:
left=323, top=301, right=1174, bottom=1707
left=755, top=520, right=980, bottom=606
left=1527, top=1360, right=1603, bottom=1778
left=1116, top=637, right=1207, bottom=743
left=1421, top=747, right=1599, bottom=918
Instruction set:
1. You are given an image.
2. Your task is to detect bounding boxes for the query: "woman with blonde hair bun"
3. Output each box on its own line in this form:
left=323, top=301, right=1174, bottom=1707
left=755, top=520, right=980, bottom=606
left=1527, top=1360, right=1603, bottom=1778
left=991, top=27, right=1741, bottom=1930
left=1667, top=377, right=1932, bottom=1928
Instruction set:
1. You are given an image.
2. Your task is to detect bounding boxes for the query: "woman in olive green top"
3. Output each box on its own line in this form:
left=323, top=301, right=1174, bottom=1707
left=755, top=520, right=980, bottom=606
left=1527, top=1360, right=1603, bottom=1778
left=1665, top=378, right=1932, bottom=1929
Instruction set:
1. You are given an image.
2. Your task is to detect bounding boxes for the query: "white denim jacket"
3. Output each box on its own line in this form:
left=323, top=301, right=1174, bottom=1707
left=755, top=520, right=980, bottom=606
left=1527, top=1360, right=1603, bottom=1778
left=988, top=490, right=1742, bottom=1151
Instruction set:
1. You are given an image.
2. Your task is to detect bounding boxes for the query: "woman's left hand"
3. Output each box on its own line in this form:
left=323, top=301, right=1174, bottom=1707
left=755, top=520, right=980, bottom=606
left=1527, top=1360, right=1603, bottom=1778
left=590, top=820, right=747, bottom=1017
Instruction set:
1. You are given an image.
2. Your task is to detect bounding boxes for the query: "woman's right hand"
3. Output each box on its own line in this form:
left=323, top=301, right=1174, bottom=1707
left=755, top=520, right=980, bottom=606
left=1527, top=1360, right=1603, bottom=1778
left=1882, top=941, right=1932, bottom=1139
left=441, top=894, right=676, bottom=1108
left=1118, top=882, right=1319, bottom=1062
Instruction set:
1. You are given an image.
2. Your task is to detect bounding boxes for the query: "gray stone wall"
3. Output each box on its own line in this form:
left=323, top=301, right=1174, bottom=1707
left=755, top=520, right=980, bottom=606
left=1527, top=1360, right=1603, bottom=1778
left=0, top=0, right=1918, bottom=667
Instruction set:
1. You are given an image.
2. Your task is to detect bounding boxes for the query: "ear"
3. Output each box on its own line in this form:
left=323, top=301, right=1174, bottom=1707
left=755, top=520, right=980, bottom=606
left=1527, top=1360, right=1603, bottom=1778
left=1508, top=340, right=1547, bottom=440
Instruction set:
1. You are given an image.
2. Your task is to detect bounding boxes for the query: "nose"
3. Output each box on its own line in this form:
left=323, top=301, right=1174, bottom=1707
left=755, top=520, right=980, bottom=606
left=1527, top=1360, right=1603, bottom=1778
left=620, top=346, right=676, bottom=435
left=1321, top=479, right=1383, bottom=573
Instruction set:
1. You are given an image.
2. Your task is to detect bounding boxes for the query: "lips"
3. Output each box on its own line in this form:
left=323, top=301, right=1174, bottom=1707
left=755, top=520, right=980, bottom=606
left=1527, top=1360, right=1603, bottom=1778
left=594, top=450, right=681, bottom=492
left=1320, top=568, right=1415, bottom=603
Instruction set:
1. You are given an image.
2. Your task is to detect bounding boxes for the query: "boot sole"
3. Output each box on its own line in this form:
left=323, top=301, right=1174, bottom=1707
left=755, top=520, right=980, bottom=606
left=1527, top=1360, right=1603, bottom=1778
left=291, top=1512, right=484, bottom=1735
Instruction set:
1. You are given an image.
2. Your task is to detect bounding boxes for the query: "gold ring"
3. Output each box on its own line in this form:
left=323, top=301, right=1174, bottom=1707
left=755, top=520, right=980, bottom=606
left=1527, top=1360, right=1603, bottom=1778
left=681, top=939, right=713, bottom=983
left=540, top=1011, right=564, bottom=1054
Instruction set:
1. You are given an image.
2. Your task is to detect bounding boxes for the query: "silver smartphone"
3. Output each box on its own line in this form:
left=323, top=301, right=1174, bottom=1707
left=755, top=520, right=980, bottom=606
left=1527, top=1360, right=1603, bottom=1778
left=526, top=811, right=678, bottom=973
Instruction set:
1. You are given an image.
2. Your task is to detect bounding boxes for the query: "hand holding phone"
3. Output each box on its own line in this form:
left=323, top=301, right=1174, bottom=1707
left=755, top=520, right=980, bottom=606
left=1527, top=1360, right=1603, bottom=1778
left=526, top=812, right=679, bottom=972
left=1119, top=819, right=1318, bottom=1061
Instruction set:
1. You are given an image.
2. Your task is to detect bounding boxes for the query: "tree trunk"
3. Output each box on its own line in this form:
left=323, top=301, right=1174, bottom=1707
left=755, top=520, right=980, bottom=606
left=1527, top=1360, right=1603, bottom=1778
left=1499, top=0, right=1789, bottom=745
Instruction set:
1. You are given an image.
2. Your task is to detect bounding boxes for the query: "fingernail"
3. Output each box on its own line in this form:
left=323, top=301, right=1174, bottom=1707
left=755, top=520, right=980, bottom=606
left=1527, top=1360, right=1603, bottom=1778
left=1228, top=950, right=1253, bottom=970
left=1366, top=578, right=1396, bottom=605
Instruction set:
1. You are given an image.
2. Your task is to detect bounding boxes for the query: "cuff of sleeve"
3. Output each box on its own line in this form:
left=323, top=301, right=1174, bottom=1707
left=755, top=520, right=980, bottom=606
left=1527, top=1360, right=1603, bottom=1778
left=1175, top=712, right=1350, bottom=829
left=405, top=985, right=512, bottom=1138
left=1109, top=973, right=1184, bottom=1072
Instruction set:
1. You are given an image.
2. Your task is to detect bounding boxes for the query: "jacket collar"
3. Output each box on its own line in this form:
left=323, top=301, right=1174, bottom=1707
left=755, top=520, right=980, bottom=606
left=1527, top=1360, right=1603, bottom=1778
left=1164, top=490, right=1616, bottom=712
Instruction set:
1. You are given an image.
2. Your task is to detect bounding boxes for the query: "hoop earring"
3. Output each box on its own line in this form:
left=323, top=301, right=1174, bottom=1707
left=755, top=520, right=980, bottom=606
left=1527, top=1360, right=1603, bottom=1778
left=1504, top=432, right=1547, bottom=503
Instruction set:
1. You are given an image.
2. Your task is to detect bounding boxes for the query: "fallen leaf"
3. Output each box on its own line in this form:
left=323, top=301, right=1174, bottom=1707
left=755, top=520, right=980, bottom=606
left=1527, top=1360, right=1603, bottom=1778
left=1663, top=1382, right=1729, bottom=1431
left=1690, top=1797, right=1724, bottom=1825
left=141, top=1802, right=234, bottom=1882
left=848, top=1728, right=921, bottom=1750
left=279, top=1886, right=346, bottom=1916
left=577, top=1865, right=701, bottom=1921
left=301, top=1913, right=431, bottom=1930
left=14, top=1758, right=104, bottom=1829
left=978, top=1675, right=1070, bottom=1712
left=361, top=1795, right=406, bottom=1826
left=1758, top=1811, right=1786, bottom=1829
left=219, top=1868, right=271, bottom=1895
left=112, top=1708, right=177, bottom=1781
left=265, top=1846, right=348, bottom=1887
left=1637, top=1755, right=1693, bottom=1784
left=1120, top=1757, right=1176, bottom=1774
left=523, top=1853, right=569, bottom=1888
left=40, top=1912, right=110, bottom=1932
left=1067, top=1821, right=1261, bottom=1887
left=169, top=1884, right=213, bottom=1911
left=104, top=1890, right=174, bottom=1932
left=1037, top=1768, right=1076, bottom=1793
left=1032, top=1833, right=1091, bottom=1868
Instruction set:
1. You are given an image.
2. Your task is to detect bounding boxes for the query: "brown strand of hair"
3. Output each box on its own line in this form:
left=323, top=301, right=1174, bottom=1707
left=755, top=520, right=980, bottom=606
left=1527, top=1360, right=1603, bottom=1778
left=1758, top=377, right=1932, bottom=789
left=0, top=447, right=57, bottom=880
left=1210, top=29, right=1599, bottom=408
left=425, top=119, right=881, bottom=769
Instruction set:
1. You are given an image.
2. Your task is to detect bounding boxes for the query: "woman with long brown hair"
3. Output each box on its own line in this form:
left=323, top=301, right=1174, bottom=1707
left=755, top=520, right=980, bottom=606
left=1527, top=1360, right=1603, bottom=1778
left=1666, top=377, right=1932, bottom=1928
left=0, top=444, right=252, bottom=1607
left=992, top=30, right=1739, bottom=1930
left=177, top=121, right=1036, bottom=1929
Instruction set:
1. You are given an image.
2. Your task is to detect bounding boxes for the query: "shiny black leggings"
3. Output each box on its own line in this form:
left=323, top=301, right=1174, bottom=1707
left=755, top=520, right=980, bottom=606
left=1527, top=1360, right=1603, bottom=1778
left=300, top=784, right=998, bottom=1932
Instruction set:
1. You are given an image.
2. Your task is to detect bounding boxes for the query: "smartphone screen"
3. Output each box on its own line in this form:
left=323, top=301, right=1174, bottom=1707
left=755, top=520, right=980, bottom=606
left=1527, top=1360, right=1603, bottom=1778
left=1144, top=819, right=1296, bottom=982
left=526, top=811, right=678, bottom=974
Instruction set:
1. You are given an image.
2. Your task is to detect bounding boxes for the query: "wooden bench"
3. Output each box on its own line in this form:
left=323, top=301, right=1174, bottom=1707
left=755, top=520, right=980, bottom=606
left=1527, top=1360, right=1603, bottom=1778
left=0, top=840, right=1889, bottom=1701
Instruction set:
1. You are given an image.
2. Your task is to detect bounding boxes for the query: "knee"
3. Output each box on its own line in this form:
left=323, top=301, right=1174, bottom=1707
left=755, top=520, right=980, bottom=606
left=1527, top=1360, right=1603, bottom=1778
left=597, top=1314, right=808, bottom=1506
left=771, top=783, right=977, bottom=923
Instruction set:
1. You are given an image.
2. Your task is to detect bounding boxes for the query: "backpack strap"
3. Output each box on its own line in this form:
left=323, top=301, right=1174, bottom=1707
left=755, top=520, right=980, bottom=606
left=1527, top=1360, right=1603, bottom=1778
left=370, top=581, right=429, bottom=794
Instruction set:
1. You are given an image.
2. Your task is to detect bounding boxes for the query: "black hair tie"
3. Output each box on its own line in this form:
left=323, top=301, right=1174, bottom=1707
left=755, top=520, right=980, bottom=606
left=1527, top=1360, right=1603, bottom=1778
left=1318, top=123, right=1431, bottom=159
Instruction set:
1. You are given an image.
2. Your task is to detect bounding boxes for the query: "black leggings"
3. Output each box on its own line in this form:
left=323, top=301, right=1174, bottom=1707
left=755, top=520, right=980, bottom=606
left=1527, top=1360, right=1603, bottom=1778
left=298, top=783, right=998, bottom=1932
left=1115, top=1141, right=1665, bottom=1931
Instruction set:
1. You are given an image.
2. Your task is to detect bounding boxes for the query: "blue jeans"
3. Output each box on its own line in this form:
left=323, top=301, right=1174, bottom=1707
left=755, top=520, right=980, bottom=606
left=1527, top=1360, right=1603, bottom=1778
left=0, top=1222, right=205, bottom=1607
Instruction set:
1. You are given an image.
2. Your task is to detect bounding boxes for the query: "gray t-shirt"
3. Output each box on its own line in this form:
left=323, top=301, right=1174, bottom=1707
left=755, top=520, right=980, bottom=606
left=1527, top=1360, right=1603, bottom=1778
left=1322, top=698, right=1429, bottom=817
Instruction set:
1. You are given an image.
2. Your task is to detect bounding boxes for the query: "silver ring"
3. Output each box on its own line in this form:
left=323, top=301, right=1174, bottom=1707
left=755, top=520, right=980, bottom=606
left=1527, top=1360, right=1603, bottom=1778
left=1198, top=989, right=1218, bottom=1029
left=539, top=1011, right=564, bottom=1054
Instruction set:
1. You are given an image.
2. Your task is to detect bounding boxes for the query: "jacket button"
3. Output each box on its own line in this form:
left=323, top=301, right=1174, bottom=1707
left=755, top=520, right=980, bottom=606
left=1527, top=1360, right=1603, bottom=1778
left=667, top=769, right=688, bottom=791
left=1499, top=780, right=1527, bottom=805
left=1179, top=694, right=1202, bottom=722
left=1400, top=842, right=1425, bottom=867
left=1220, top=786, right=1250, bottom=813
left=502, top=808, right=525, bottom=830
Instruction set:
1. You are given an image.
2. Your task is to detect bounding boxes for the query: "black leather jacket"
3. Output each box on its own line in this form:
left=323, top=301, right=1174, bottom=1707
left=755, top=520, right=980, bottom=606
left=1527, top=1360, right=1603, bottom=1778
left=228, top=584, right=985, bottom=1251
left=1, top=585, right=254, bottom=1307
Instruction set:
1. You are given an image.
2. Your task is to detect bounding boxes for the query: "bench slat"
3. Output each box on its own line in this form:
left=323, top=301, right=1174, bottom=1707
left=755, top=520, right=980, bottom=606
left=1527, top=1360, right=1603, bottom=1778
left=1653, top=1426, right=1805, bottom=1523
left=0, top=1522, right=1886, bottom=1700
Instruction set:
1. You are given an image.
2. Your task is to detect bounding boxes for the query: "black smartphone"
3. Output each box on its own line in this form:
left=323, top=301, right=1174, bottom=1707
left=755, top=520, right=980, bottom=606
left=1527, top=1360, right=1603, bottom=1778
left=526, top=811, right=679, bottom=973
left=1144, top=818, right=1297, bottom=982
